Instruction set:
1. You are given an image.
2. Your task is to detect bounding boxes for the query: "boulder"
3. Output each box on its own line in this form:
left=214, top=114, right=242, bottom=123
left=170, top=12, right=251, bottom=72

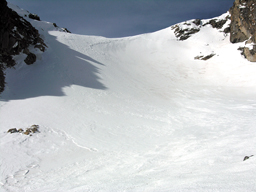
left=243, top=46, right=256, bottom=62
left=193, top=19, right=201, bottom=26
left=7, top=128, right=18, bottom=133
left=24, top=52, right=36, bottom=65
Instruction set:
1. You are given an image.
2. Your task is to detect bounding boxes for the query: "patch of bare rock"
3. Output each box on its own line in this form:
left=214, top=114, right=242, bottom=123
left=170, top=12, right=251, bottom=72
left=7, top=124, right=40, bottom=136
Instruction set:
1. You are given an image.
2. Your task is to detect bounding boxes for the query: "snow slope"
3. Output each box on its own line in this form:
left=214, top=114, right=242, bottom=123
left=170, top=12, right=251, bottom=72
left=1, top=3, right=256, bottom=192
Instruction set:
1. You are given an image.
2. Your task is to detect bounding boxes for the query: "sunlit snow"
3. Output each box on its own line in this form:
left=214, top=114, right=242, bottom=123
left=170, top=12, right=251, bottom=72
left=1, top=3, right=256, bottom=192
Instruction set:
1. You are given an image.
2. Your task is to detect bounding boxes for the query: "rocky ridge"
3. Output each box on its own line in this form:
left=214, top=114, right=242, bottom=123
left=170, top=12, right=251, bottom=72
left=172, top=0, right=256, bottom=62
left=0, top=0, right=46, bottom=93
left=172, top=16, right=230, bottom=41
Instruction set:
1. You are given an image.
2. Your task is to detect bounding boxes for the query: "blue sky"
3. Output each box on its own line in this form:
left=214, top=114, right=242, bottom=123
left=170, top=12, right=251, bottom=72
left=7, top=0, right=234, bottom=37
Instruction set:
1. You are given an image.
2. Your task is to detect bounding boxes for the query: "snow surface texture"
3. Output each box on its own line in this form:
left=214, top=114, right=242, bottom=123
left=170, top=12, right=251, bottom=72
left=1, top=3, right=256, bottom=192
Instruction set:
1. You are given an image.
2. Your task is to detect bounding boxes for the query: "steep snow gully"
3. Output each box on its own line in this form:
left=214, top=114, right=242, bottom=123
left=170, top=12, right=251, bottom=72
left=1, top=3, right=256, bottom=192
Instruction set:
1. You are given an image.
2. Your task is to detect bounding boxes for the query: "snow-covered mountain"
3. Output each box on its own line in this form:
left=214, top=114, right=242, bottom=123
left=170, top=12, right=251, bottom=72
left=1, top=2, right=256, bottom=192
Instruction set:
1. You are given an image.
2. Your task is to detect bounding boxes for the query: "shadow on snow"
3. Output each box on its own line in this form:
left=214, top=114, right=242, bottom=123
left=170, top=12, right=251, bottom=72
left=0, top=33, right=107, bottom=101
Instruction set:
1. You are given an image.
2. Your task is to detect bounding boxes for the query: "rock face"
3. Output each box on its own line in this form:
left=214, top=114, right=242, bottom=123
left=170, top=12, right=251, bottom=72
left=229, top=0, right=256, bottom=62
left=0, top=0, right=46, bottom=93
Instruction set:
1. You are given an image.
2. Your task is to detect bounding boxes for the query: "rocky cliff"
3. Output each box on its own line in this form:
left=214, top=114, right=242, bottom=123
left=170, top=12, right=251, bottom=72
left=0, top=0, right=46, bottom=93
left=229, top=0, right=256, bottom=62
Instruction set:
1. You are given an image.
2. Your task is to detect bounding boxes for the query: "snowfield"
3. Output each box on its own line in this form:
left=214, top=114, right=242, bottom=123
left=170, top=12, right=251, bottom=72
left=1, top=3, right=256, bottom=192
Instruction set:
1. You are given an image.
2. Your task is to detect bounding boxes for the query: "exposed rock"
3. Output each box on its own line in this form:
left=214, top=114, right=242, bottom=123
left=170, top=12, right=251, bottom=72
left=7, top=125, right=39, bottom=135
left=0, top=0, right=46, bottom=93
left=204, top=18, right=228, bottom=29
left=24, top=52, right=37, bottom=65
left=230, top=0, right=256, bottom=43
left=18, top=128, right=24, bottom=133
left=193, top=19, right=201, bottom=26
left=23, top=129, right=31, bottom=135
left=229, top=0, right=256, bottom=62
left=28, top=13, right=40, bottom=21
left=62, top=28, right=71, bottom=33
left=172, top=22, right=200, bottom=41
left=224, top=27, right=231, bottom=33
left=30, top=124, right=39, bottom=133
left=24, top=125, right=39, bottom=135
left=243, top=46, right=256, bottom=62
left=7, top=128, right=18, bottom=133
left=194, top=53, right=216, bottom=61
left=173, top=15, right=229, bottom=41
left=202, top=54, right=215, bottom=60
left=243, top=155, right=254, bottom=161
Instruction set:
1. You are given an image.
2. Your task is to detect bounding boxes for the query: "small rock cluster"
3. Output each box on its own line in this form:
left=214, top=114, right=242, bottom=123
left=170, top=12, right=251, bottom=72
left=7, top=124, right=40, bottom=136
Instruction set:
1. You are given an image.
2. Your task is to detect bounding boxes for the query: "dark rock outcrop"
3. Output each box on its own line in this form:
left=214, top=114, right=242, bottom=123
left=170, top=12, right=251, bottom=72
left=172, top=15, right=230, bottom=41
left=171, top=20, right=201, bottom=41
left=194, top=53, right=216, bottom=61
left=24, top=52, right=37, bottom=65
left=7, top=128, right=18, bottom=133
left=243, top=155, right=254, bottom=161
left=62, top=28, right=71, bottom=33
left=28, top=13, right=40, bottom=21
left=229, top=0, right=256, bottom=61
left=0, top=0, right=46, bottom=93
left=193, top=19, right=201, bottom=26
left=203, top=17, right=230, bottom=30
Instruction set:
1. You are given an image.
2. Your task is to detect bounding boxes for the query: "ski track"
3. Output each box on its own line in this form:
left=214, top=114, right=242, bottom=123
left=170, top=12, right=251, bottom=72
left=1, top=4, right=256, bottom=192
